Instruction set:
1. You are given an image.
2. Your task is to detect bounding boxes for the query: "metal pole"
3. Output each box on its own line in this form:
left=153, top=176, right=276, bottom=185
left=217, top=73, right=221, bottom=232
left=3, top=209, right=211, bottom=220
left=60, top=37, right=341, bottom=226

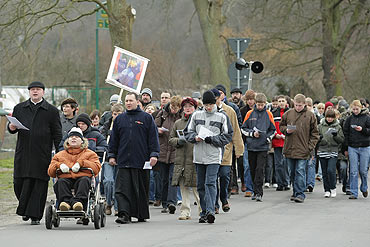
left=236, top=40, right=240, bottom=88
left=248, top=62, right=253, bottom=90
left=95, top=17, right=99, bottom=110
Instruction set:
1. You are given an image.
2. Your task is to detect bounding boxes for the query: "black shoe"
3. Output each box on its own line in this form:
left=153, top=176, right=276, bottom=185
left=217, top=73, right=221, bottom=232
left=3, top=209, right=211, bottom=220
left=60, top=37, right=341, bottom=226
left=161, top=208, right=169, bottom=213
left=199, top=216, right=207, bottom=223
left=294, top=197, right=304, bottom=203
left=148, top=200, right=154, bottom=205
left=115, top=215, right=131, bottom=224
left=342, top=186, right=346, bottom=193
left=251, top=194, right=256, bottom=200
left=290, top=195, right=295, bottom=201
left=307, top=185, right=314, bottom=192
left=22, top=216, right=30, bottom=221
left=31, top=219, right=40, bottom=225
left=168, top=204, right=176, bottom=214
left=346, top=191, right=352, bottom=195
left=276, top=186, right=284, bottom=191
left=138, top=218, right=146, bottom=222
left=206, top=213, right=215, bottom=224
left=283, top=186, right=291, bottom=191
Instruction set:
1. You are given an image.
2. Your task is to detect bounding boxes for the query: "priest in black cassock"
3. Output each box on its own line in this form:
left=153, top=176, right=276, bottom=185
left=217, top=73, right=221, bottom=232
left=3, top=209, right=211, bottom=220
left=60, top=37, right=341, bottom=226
left=109, top=92, right=160, bottom=224
left=8, top=81, right=62, bottom=225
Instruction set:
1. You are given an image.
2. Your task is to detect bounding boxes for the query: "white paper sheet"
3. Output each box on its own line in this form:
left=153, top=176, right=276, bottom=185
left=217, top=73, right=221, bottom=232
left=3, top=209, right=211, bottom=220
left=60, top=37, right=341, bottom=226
left=177, top=130, right=186, bottom=140
left=143, top=161, right=152, bottom=169
left=198, top=126, right=215, bottom=140
left=6, top=116, right=29, bottom=130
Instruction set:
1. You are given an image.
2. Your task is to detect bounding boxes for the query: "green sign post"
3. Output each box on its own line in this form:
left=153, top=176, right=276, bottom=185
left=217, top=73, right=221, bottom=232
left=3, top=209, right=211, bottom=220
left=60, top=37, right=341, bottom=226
left=95, top=5, right=109, bottom=110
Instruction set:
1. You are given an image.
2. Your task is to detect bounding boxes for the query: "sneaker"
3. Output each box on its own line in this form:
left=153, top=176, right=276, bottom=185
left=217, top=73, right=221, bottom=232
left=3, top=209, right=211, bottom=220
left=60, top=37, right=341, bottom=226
left=168, top=204, right=176, bottom=214
left=349, top=195, right=357, bottom=199
left=362, top=191, right=368, bottom=198
left=264, top=183, right=270, bottom=188
left=161, top=208, right=169, bottom=213
left=251, top=194, right=256, bottom=200
left=72, top=202, right=83, bottom=211
left=199, top=216, right=207, bottom=223
left=290, top=195, right=295, bottom=201
left=324, top=191, right=331, bottom=198
left=30, top=219, right=40, bottom=225
left=272, top=184, right=278, bottom=188
left=307, top=185, right=314, bottom=193
left=294, top=197, right=304, bottom=203
left=115, top=215, right=130, bottom=224
left=105, top=205, right=112, bottom=215
left=231, top=188, right=239, bottom=195
left=244, top=191, right=252, bottom=197
left=256, top=195, right=263, bottom=202
left=222, top=203, right=230, bottom=212
left=59, top=202, right=71, bottom=211
left=178, top=215, right=191, bottom=220
left=22, top=216, right=30, bottom=221
left=330, top=189, right=337, bottom=198
left=206, top=213, right=215, bottom=224
left=153, top=200, right=161, bottom=207
left=276, top=186, right=284, bottom=191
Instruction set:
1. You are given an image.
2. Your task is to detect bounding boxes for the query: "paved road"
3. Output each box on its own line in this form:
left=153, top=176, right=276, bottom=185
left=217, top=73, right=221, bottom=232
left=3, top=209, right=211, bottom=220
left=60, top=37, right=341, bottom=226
left=1, top=181, right=369, bottom=247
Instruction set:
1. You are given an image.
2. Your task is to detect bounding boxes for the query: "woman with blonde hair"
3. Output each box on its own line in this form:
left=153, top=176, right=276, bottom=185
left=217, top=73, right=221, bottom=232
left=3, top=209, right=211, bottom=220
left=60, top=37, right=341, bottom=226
left=343, top=100, right=370, bottom=199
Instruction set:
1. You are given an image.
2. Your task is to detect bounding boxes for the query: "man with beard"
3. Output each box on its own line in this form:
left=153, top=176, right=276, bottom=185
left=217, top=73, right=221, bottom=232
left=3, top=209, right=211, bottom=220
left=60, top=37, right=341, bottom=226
left=230, top=88, right=245, bottom=109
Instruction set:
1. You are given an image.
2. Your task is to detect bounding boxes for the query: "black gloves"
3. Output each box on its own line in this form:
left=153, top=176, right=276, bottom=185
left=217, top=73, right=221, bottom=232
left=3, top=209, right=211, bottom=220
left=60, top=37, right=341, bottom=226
left=205, top=137, right=212, bottom=144
left=178, top=139, right=186, bottom=146
left=331, top=131, right=337, bottom=136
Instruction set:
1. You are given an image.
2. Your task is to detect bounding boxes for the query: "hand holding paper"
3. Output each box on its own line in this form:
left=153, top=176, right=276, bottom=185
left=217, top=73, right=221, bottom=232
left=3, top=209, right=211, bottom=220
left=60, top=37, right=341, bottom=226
left=6, top=116, right=29, bottom=130
left=198, top=126, right=215, bottom=140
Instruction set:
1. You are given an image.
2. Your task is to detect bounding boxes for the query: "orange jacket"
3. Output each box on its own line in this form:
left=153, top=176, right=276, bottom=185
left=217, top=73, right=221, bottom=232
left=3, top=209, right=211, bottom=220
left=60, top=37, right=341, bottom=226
left=48, top=139, right=101, bottom=179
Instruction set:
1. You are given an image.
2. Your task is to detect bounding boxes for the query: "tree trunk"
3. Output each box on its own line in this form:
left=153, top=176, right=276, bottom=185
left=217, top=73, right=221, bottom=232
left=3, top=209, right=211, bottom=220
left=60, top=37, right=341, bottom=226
left=193, top=0, right=229, bottom=88
left=107, top=0, right=135, bottom=50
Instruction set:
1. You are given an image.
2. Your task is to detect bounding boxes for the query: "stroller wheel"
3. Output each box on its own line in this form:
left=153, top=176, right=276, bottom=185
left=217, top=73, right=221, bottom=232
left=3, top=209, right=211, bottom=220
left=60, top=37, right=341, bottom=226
left=100, top=203, right=106, bottom=227
left=45, top=205, right=53, bottom=229
left=53, top=216, right=60, bottom=227
left=93, top=204, right=101, bottom=229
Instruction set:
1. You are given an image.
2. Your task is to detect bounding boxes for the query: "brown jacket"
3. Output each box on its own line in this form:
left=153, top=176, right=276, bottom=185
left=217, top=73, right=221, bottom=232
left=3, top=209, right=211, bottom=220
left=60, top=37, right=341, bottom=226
left=280, top=107, right=319, bottom=159
left=48, top=139, right=101, bottom=179
left=155, top=104, right=181, bottom=164
left=220, top=102, right=244, bottom=166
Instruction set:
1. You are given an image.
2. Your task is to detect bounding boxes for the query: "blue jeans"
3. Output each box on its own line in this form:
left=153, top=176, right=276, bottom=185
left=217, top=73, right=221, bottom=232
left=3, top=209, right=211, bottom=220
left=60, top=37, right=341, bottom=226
left=216, top=166, right=231, bottom=209
left=274, top=147, right=289, bottom=187
left=306, top=157, right=316, bottom=188
left=287, top=158, right=308, bottom=199
left=160, top=162, right=177, bottom=208
left=103, top=162, right=118, bottom=210
left=196, top=164, right=220, bottom=216
left=348, top=146, right=370, bottom=198
left=339, top=159, right=349, bottom=190
left=243, top=144, right=254, bottom=192
left=320, top=157, right=337, bottom=192
left=153, top=169, right=162, bottom=201
left=149, top=170, right=155, bottom=201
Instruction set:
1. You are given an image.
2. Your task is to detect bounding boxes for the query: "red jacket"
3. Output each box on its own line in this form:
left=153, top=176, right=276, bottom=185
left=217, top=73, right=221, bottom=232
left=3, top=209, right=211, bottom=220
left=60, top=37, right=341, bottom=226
left=272, top=107, right=288, bottom=148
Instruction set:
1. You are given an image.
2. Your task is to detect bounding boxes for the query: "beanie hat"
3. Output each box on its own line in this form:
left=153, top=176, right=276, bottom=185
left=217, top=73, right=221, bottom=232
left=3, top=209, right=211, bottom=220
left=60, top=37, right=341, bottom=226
left=202, top=90, right=216, bottom=105
left=324, top=101, right=334, bottom=112
left=110, top=94, right=120, bottom=104
left=192, top=91, right=201, bottom=100
left=230, top=87, right=242, bottom=94
left=141, top=88, right=152, bottom=98
left=68, top=127, right=83, bottom=140
left=330, top=98, right=339, bottom=106
left=76, top=113, right=92, bottom=126
left=181, top=97, right=198, bottom=108
left=210, top=88, right=221, bottom=98
left=28, top=81, right=45, bottom=90
left=215, top=84, right=226, bottom=95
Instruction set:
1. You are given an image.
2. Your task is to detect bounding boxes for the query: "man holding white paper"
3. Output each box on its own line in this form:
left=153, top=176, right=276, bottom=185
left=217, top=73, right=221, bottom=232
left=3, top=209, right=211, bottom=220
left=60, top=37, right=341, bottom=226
left=7, top=81, right=62, bottom=225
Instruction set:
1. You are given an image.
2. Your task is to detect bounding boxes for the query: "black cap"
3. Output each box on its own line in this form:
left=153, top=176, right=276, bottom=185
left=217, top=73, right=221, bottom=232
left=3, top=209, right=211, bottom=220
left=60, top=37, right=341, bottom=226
left=28, top=81, right=45, bottom=90
left=210, top=88, right=221, bottom=97
left=215, top=84, right=226, bottom=95
left=230, top=88, right=242, bottom=94
left=76, top=113, right=92, bottom=126
left=202, top=90, right=216, bottom=105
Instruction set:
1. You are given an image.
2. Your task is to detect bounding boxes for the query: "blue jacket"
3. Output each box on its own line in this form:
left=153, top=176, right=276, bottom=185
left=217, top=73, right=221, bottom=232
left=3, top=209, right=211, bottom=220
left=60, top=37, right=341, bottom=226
left=108, top=106, right=160, bottom=169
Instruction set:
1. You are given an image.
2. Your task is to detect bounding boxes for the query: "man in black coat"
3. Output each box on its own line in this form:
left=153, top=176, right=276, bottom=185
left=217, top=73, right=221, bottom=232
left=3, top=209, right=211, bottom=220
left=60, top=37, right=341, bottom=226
left=7, top=81, right=62, bottom=225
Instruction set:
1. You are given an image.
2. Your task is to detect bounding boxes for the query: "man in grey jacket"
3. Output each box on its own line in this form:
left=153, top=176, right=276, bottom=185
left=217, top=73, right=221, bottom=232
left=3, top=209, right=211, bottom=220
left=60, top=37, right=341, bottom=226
left=184, top=90, right=233, bottom=224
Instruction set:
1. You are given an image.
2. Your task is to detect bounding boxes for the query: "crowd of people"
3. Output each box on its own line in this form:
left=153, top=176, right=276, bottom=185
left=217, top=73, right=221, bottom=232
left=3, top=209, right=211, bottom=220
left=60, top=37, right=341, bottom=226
left=7, top=81, right=370, bottom=225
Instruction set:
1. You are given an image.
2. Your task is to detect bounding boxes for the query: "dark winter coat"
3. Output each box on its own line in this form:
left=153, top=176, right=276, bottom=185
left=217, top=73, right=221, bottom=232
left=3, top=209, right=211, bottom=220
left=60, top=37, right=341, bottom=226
left=343, top=108, right=370, bottom=149
left=280, top=106, right=319, bottom=159
left=169, top=114, right=197, bottom=187
left=224, top=99, right=242, bottom=126
left=8, top=99, right=62, bottom=181
left=154, top=103, right=181, bottom=164
left=108, top=106, right=160, bottom=169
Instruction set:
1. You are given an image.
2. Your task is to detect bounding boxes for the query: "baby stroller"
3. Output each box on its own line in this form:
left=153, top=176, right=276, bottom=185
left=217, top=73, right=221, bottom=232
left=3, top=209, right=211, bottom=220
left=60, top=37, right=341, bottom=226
left=44, top=167, right=106, bottom=229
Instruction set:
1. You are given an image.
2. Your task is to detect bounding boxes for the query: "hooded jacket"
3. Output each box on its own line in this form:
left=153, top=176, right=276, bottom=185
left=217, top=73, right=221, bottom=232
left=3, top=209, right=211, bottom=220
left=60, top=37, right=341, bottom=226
left=280, top=106, right=319, bottom=159
left=241, top=105, right=276, bottom=152
left=317, top=118, right=344, bottom=155
left=343, top=108, right=370, bottom=149
left=271, top=106, right=289, bottom=148
left=48, top=138, right=101, bottom=179
left=184, top=105, right=233, bottom=165
left=108, top=106, right=160, bottom=169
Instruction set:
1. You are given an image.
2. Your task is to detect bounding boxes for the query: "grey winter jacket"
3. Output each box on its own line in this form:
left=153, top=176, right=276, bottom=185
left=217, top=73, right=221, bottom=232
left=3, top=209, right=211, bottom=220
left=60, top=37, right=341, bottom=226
left=318, top=118, right=344, bottom=154
left=184, top=105, right=233, bottom=165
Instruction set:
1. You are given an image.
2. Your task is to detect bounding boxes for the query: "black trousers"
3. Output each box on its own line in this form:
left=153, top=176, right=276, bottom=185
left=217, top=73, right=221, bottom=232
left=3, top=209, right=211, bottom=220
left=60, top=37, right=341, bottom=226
left=229, top=149, right=244, bottom=190
left=55, top=177, right=90, bottom=210
left=14, top=177, right=48, bottom=220
left=248, top=151, right=267, bottom=196
left=115, top=168, right=150, bottom=219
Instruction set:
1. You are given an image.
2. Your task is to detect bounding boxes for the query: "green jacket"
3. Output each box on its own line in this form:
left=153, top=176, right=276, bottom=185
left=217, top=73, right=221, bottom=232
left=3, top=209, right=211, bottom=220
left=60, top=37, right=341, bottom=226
left=318, top=118, right=344, bottom=154
left=169, top=114, right=197, bottom=187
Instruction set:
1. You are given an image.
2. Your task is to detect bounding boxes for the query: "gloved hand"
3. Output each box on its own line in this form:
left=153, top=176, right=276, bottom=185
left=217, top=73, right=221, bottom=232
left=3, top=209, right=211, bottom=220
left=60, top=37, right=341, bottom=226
left=331, top=131, right=337, bottom=136
left=60, top=163, right=69, bottom=173
left=178, top=139, right=186, bottom=146
left=71, top=162, right=80, bottom=173
left=204, top=137, right=212, bottom=144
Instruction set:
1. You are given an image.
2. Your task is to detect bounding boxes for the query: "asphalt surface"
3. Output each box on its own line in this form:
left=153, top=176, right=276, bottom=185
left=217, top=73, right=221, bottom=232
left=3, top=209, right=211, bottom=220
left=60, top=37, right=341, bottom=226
left=0, top=180, right=369, bottom=247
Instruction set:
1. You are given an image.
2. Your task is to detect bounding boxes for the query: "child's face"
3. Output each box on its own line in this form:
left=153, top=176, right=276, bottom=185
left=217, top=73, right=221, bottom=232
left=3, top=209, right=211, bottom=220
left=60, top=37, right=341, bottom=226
left=272, top=101, right=278, bottom=109
left=112, top=111, right=123, bottom=121
left=278, top=98, right=287, bottom=109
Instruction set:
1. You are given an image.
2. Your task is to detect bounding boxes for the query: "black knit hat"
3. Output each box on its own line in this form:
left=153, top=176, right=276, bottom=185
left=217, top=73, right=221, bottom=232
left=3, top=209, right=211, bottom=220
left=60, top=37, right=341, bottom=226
left=76, top=113, right=92, bottom=126
left=202, top=90, right=216, bottom=104
left=215, top=84, right=226, bottom=95
left=28, top=81, right=45, bottom=90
